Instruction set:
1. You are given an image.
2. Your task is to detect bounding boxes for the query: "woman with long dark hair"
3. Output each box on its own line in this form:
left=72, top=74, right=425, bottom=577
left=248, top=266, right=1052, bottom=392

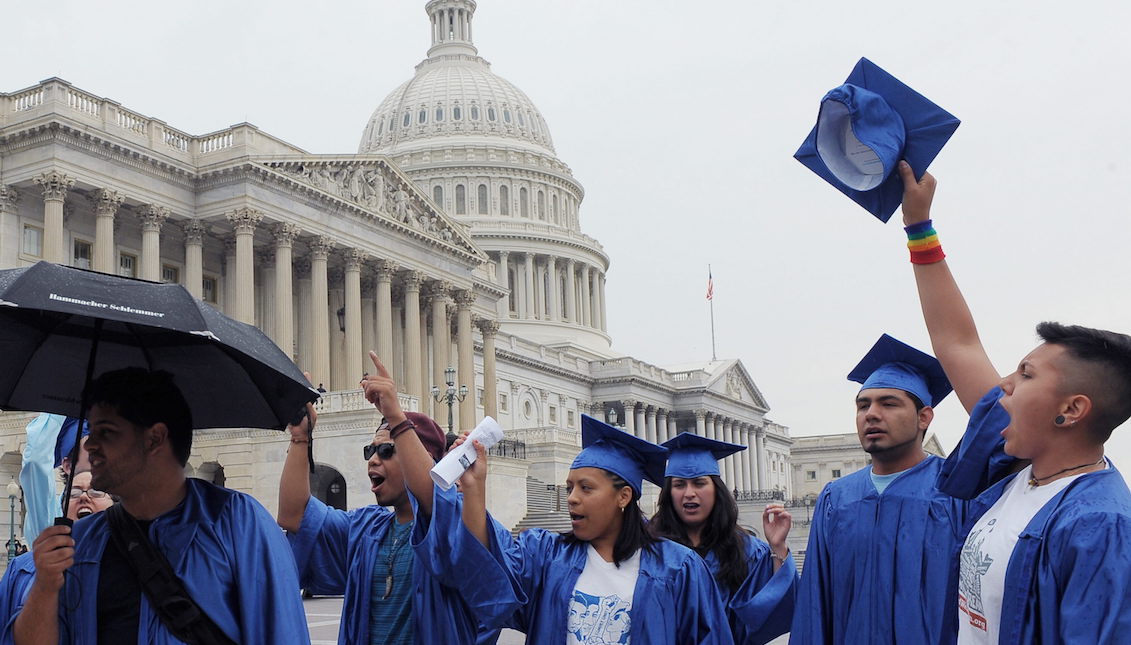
left=440, top=416, right=734, bottom=644
left=651, top=433, right=796, bottom=645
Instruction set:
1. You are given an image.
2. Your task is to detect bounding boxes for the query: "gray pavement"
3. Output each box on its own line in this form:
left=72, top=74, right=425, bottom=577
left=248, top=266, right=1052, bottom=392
left=304, top=595, right=788, bottom=643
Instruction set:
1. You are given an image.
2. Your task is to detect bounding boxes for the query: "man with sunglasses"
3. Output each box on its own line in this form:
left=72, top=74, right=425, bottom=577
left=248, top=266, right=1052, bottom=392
left=279, top=354, right=480, bottom=645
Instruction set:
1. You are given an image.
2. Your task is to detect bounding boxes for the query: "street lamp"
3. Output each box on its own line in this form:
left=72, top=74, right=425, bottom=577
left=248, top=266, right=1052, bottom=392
left=6, top=480, right=20, bottom=560
left=431, top=366, right=468, bottom=445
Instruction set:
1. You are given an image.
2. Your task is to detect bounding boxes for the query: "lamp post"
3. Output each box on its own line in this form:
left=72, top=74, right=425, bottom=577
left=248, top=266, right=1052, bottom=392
left=431, top=366, right=468, bottom=445
left=6, top=480, right=19, bottom=560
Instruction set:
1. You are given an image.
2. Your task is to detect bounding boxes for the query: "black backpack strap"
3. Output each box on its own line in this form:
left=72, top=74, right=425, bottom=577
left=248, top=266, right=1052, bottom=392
left=105, top=504, right=238, bottom=645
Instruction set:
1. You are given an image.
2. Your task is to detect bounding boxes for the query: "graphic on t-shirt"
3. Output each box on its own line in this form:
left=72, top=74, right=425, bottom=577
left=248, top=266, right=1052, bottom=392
left=958, top=520, right=996, bottom=632
left=567, top=590, right=631, bottom=644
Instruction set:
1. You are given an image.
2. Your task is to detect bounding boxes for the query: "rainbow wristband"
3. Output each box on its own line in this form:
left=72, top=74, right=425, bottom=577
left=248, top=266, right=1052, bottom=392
left=905, top=219, right=945, bottom=264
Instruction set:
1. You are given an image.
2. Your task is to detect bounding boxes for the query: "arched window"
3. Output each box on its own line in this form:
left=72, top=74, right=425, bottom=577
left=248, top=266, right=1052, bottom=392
left=537, top=191, right=545, bottom=220
left=377, top=120, right=383, bottom=136
left=499, top=185, right=510, bottom=215
left=487, top=107, right=497, bottom=122
left=503, top=109, right=512, bottom=123
left=552, top=194, right=559, bottom=223
left=455, top=184, right=466, bottom=214
left=418, top=109, right=427, bottom=124
left=518, top=111, right=526, bottom=126
left=403, top=113, right=411, bottom=127
left=477, top=184, right=488, bottom=214
left=433, top=185, right=443, bottom=206
left=453, top=106, right=462, bottom=120
left=389, top=116, right=396, bottom=132
left=470, top=105, right=480, bottom=120
left=435, top=107, right=444, bottom=122
left=519, top=187, right=529, bottom=217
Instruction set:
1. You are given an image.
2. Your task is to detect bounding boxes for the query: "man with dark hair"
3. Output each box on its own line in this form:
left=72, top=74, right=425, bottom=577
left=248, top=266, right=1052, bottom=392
left=897, top=163, right=1131, bottom=643
left=11, top=368, right=309, bottom=644
left=792, top=334, right=975, bottom=644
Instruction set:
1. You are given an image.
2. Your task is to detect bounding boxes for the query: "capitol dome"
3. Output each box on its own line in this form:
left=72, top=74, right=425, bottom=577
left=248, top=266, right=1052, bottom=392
left=359, top=1, right=556, bottom=158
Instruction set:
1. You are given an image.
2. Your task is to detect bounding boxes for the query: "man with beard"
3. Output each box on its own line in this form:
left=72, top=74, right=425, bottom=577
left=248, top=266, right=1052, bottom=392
left=791, top=334, right=973, bottom=644
left=9, top=367, right=309, bottom=644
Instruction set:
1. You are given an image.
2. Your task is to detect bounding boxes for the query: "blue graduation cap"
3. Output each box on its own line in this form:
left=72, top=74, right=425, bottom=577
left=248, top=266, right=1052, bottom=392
left=572, top=415, right=669, bottom=497
left=661, top=432, right=747, bottom=479
left=794, top=57, right=960, bottom=222
left=848, top=334, right=952, bottom=407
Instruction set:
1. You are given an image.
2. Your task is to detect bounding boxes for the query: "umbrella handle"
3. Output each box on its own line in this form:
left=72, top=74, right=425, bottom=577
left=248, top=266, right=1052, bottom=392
left=54, top=517, right=73, bottom=528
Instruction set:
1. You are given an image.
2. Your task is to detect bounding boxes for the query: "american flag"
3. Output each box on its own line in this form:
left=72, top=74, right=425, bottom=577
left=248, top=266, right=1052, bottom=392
left=706, top=269, right=714, bottom=301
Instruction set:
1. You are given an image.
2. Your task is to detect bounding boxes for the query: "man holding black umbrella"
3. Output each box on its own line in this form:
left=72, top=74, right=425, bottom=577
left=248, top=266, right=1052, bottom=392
left=10, top=368, right=309, bottom=645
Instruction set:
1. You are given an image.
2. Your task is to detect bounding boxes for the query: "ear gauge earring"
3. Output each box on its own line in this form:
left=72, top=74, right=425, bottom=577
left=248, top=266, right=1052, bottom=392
left=1054, top=415, right=1066, bottom=425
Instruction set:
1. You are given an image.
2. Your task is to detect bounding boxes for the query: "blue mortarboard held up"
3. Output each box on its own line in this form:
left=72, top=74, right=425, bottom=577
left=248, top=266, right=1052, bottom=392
left=572, top=415, right=669, bottom=497
left=847, top=334, right=953, bottom=407
left=794, top=57, right=960, bottom=222
left=662, top=432, right=747, bottom=480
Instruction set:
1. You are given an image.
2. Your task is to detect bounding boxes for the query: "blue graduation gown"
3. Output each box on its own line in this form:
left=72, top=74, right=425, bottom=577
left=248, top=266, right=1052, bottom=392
left=703, top=534, right=796, bottom=645
left=936, top=387, right=1131, bottom=644
left=424, top=485, right=734, bottom=645
left=290, top=485, right=514, bottom=644
left=0, top=552, right=35, bottom=634
left=2, top=478, right=309, bottom=644
left=791, top=455, right=971, bottom=644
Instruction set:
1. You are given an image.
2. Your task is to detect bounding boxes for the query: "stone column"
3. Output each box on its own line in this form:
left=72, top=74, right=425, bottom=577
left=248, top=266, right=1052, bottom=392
left=429, top=281, right=452, bottom=416
left=546, top=256, right=559, bottom=322
left=343, top=249, right=364, bottom=384
left=271, top=223, right=298, bottom=359
left=225, top=208, right=262, bottom=324
left=360, top=277, right=376, bottom=361
left=522, top=253, right=535, bottom=319
left=705, top=413, right=717, bottom=442
left=402, top=271, right=424, bottom=400
left=222, top=237, right=237, bottom=310
left=496, top=251, right=510, bottom=315
left=694, top=409, right=707, bottom=436
left=308, top=236, right=333, bottom=389
left=740, top=425, right=753, bottom=493
left=139, top=205, right=170, bottom=281
left=656, top=410, right=669, bottom=444
left=478, top=319, right=499, bottom=419
left=257, top=249, right=276, bottom=339
left=0, top=186, right=20, bottom=269
left=634, top=405, right=646, bottom=440
left=565, top=259, right=577, bottom=323
left=621, top=400, right=636, bottom=434
left=35, top=171, right=74, bottom=264
left=755, top=427, right=767, bottom=490
left=599, top=272, right=608, bottom=331
left=644, top=406, right=657, bottom=444
left=295, top=258, right=313, bottom=373
left=668, top=414, right=679, bottom=443
left=91, top=189, right=123, bottom=273
left=182, top=220, right=207, bottom=299
left=455, top=290, right=476, bottom=426
left=375, top=260, right=396, bottom=362
left=589, top=269, right=601, bottom=330
left=721, top=419, right=735, bottom=487
left=580, top=264, right=592, bottom=327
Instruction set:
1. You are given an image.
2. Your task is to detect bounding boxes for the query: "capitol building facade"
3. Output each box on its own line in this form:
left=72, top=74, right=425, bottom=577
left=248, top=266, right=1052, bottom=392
left=0, top=0, right=792, bottom=532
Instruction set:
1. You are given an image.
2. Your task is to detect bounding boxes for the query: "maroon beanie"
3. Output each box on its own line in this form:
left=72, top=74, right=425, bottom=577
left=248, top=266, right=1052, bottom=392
left=404, top=412, right=446, bottom=462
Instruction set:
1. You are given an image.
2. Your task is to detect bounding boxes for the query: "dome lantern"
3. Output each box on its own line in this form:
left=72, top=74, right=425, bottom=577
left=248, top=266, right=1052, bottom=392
left=426, top=0, right=479, bottom=59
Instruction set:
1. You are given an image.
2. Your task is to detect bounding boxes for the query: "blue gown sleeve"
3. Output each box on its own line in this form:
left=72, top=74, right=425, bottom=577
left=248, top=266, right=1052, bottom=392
left=222, top=493, right=311, bottom=644
left=410, top=483, right=527, bottom=631
left=936, top=386, right=1017, bottom=500
left=674, top=549, right=737, bottom=645
left=728, top=537, right=797, bottom=645
left=286, top=495, right=352, bottom=594
left=1039, top=511, right=1131, bottom=643
left=0, top=553, right=35, bottom=641
left=789, top=488, right=833, bottom=644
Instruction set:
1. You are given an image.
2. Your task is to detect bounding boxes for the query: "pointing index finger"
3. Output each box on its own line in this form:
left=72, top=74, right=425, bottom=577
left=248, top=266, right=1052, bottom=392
left=368, top=351, right=391, bottom=378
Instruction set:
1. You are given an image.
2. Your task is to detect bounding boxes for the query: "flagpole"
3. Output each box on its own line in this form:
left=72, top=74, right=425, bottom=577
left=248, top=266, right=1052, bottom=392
left=708, top=264, right=717, bottom=361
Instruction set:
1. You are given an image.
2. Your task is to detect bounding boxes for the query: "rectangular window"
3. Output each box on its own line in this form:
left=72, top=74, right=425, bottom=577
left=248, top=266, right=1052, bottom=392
left=161, top=264, right=180, bottom=284
left=567, top=410, right=576, bottom=427
left=202, top=276, right=218, bottom=303
left=832, top=469, right=842, bottom=478
left=499, top=393, right=509, bottom=413
left=806, top=470, right=817, bottom=481
left=22, top=225, right=42, bottom=257
left=477, top=388, right=484, bottom=406
left=72, top=239, right=92, bottom=269
left=118, top=252, right=137, bottom=278
left=549, top=406, right=557, bottom=424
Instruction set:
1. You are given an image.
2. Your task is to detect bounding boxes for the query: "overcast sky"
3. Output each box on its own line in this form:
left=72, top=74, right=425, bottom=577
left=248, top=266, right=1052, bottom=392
left=4, top=0, right=1130, bottom=465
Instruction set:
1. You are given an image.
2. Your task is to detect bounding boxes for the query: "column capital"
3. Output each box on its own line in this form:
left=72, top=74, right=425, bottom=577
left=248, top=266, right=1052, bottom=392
left=181, top=219, right=208, bottom=245
left=343, top=248, right=365, bottom=271
left=693, top=408, right=707, bottom=420
left=620, top=399, right=637, bottom=409
left=401, top=269, right=424, bottom=291
left=139, top=204, right=171, bottom=232
left=0, top=185, right=19, bottom=213
left=476, top=318, right=500, bottom=337
left=91, top=189, right=124, bottom=215
left=34, top=171, right=74, bottom=201
left=374, top=259, right=397, bottom=280
left=308, top=235, right=334, bottom=260
left=453, top=289, right=475, bottom=308
left=225, top=207, right=263, bottom=233
left=271, top=222, right=301, bottom=247
left=755, top=426, right=767, bottom=438
left=566, top=257, right=576, bottom=268
left=427, top=279, right=452, bottom=300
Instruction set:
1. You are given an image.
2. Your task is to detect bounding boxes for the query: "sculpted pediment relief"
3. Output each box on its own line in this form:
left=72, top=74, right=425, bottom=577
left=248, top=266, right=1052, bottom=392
left=709, top=363, right=769, bottom=410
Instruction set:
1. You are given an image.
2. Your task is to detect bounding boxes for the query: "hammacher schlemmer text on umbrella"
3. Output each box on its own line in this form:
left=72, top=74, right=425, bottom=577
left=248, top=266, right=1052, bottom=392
left=48, top=293, right=167, bottom=318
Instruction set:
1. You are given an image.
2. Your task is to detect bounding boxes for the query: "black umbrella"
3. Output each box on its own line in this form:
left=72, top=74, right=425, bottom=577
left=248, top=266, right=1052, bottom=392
left=0, top=261, right=318, bottom=517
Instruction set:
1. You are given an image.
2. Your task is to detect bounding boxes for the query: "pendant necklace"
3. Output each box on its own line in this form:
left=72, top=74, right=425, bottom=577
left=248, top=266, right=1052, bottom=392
left=382, top=521, right=413, bottom=600
left=1028, top=456, right=1105, bottom=487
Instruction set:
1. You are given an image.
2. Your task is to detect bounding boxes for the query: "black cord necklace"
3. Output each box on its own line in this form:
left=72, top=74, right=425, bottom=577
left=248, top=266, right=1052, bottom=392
left=382, top=521, right=413, bottom=600
left=1028, top=456, right=1105, bottom=487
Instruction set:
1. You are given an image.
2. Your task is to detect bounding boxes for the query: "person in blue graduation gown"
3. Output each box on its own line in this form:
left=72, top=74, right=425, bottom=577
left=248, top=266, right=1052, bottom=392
left=894, top=164, right=1131, bottom=644
left=791, top=334, right=972, bottom=644
left=7, top=367, right=309, bottom=645
left=650, top=433, right=797, bottom=644
left=282, top=352, right=514, bottom=645
left=435, top=414, right=734, bottom=644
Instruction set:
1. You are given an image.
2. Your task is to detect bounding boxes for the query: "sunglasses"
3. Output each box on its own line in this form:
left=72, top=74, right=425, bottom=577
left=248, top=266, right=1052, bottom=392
left=68, top=488, right=108, bottom=500
left=363, top=442, right=396, bottom=461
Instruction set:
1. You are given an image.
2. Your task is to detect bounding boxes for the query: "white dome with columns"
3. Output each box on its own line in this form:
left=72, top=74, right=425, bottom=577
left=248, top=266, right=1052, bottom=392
left=360, top=0, right=613, bottom=355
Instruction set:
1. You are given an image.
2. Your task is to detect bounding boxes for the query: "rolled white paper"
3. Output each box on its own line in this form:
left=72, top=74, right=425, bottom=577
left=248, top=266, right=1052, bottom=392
left=429, top=416, right=504, bottom=490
